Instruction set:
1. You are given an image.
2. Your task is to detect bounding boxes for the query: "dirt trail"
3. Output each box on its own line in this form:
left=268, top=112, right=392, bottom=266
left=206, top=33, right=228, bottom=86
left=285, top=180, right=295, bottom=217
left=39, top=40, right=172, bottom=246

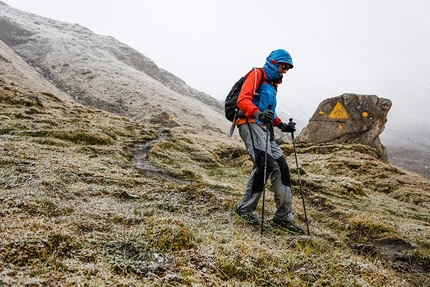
left=127, top=129, right=182, bottom=182
left=353, top=238, right=429, bottom=273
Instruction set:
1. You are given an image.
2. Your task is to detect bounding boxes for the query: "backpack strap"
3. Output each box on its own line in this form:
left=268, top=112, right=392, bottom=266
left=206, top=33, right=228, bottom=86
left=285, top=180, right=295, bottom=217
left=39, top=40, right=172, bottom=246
left=253, top=68, right=273, bottom=94
left=253, top=67, right=259, bottom=94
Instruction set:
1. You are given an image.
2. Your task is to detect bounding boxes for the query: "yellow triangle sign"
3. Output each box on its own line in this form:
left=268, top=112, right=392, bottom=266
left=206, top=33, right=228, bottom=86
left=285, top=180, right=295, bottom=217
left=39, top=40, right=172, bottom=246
left=328, top=102, right=349, bottom=119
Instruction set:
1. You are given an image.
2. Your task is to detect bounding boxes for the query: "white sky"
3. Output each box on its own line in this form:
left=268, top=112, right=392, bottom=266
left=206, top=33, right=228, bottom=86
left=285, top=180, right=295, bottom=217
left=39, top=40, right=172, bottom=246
left=3, top=0, right=430, bottom=122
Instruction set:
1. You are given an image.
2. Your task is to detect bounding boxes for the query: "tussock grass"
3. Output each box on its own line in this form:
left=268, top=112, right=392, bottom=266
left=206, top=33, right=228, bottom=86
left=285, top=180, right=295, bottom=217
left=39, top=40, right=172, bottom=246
left=1, top=80, right=429, bottom=286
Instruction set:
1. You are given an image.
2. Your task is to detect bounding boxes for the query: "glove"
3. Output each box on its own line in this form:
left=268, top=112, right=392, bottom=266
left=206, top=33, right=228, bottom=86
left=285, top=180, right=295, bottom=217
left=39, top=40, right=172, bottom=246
left=256, top=109, right=274, bottom=124
left=278, top=121, right=296, bottom=133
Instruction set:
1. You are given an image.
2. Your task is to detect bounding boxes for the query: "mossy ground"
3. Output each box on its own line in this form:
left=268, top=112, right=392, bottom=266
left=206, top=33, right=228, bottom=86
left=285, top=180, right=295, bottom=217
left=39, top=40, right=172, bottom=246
left=1, top=78, right=429, bottom=286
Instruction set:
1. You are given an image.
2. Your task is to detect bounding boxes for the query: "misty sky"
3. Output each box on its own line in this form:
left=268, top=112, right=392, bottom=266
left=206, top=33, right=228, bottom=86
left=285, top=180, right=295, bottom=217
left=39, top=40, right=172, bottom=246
left=4, top=0, right=430, bottom=124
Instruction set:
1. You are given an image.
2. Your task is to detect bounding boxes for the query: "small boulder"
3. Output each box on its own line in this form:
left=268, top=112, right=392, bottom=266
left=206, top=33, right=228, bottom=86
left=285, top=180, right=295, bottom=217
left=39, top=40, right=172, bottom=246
left=150, top=111, right=180, bottom=127
left=297, top=93, right=392, bottom=161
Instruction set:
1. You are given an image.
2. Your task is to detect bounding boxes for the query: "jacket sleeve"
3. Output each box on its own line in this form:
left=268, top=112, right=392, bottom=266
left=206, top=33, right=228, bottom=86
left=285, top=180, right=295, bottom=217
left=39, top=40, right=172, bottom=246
left=237, top=69, right=262, bottom=119
left=273, top=116, right=282, bottom=127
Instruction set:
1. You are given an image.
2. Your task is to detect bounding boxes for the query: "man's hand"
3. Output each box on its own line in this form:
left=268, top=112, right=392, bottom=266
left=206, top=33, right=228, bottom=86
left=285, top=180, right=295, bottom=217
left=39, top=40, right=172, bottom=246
left=256, top=109, right=274, bottom=124
left=277, top=121, right=296, bottom=133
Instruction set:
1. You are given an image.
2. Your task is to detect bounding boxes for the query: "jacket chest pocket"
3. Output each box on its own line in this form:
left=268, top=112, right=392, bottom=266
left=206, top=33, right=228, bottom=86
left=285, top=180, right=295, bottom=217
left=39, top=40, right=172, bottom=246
left=254, top=84, right=276, bottom=110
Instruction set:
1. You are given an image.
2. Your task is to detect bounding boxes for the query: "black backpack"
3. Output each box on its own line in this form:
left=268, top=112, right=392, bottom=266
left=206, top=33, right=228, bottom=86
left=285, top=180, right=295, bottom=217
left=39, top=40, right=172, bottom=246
left=224, top=68, right=265, bottom=122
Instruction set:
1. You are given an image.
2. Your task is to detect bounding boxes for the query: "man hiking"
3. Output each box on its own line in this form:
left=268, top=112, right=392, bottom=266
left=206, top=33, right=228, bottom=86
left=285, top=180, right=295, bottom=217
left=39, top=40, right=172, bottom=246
left=233, top=49, right=305, bottom=235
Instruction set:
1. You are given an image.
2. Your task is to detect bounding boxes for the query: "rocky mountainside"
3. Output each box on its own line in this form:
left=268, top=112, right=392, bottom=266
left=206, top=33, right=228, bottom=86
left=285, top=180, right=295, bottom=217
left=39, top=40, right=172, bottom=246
left=0, top=2, right=226, bottom=133
left=1, top=74, right=429, bottom=286
left=1, top=2, right=429, bottom=180
left=0, top=39, right=72, bottom=102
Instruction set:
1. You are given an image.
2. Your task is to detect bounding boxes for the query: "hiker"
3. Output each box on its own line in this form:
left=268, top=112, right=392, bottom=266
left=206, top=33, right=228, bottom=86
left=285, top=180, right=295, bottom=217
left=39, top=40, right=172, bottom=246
left=233, top=49, right=305, bottom=235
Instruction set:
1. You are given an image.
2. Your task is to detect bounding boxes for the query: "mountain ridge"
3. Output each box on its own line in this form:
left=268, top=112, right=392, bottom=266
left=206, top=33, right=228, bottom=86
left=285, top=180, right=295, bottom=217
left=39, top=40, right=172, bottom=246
left=0, top=2, right=225, bottom=130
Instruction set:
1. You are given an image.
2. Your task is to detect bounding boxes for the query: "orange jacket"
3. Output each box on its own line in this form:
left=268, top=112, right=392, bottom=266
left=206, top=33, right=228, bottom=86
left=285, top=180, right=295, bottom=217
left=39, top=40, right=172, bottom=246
left=236, top=68, right=282, bottom=127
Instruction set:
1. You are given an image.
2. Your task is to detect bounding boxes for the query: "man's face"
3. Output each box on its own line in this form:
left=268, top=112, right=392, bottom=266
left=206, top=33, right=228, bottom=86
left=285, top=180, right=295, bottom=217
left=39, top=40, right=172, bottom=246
left=278, top=63, right=290, bottom=74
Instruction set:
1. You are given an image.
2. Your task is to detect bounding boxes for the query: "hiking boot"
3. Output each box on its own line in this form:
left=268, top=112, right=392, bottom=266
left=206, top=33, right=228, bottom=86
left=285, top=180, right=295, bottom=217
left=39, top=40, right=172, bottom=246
left=271, top=218, right=305, bottom=235
left=233, top=205, right=259, bottom=225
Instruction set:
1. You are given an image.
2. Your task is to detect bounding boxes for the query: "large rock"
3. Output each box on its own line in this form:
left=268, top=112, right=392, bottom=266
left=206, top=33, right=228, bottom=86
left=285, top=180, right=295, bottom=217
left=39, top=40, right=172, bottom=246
left=298, top=93, right=392, bottom=161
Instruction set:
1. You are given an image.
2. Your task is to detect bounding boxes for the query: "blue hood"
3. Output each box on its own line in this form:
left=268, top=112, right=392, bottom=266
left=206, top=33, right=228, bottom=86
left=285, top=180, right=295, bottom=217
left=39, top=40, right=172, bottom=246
left=263, top=49, right=294, bottom=81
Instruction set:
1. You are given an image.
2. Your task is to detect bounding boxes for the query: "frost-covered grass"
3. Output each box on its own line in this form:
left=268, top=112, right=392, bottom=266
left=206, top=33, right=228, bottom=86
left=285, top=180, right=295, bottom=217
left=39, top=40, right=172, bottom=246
left=1, top=81, right=429, bottom=286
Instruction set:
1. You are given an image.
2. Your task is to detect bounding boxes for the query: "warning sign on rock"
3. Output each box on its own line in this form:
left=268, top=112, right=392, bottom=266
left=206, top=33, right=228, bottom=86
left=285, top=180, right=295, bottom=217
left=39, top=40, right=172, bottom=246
left=297, top=93, right=392, bottom=162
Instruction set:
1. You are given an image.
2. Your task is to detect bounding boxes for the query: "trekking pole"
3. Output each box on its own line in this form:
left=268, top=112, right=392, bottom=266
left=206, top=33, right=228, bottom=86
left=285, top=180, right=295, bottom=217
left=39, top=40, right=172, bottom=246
left=289, top=118, right=310, bottom=235
left=260, top=124, right=270, bottom=244
left=260, top=105, right=272, bottom=244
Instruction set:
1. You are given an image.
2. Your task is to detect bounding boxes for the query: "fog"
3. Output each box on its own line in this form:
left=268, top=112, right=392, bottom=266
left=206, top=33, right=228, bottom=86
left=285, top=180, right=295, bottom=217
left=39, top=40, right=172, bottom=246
left=4, top=0, right=430, bottom=130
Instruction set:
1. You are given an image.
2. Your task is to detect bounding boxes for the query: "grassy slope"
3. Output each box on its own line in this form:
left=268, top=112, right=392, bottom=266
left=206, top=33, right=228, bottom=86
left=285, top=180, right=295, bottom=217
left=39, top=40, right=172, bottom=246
left=0, top=78, right=429, bottom=286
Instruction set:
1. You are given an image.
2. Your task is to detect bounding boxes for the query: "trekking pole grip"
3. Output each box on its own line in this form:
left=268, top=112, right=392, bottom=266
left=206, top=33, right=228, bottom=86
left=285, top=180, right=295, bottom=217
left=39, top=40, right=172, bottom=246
left=289, top=118, right=295, bottom=140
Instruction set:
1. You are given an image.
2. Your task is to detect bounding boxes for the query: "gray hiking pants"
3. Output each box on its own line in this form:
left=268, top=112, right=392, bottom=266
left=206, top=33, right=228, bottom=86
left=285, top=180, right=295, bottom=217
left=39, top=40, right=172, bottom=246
left=236, top=122, right=294, bottom=221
